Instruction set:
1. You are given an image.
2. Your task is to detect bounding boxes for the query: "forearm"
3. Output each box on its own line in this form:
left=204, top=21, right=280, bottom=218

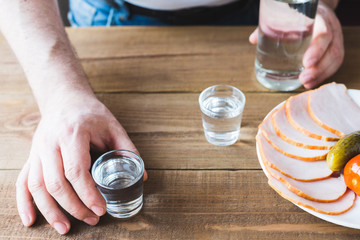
left=0, top=0, right=94, bottom=114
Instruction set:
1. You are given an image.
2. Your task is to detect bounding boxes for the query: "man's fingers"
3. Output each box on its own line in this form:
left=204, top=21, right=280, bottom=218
left=143, top=171, right=148, bottom=181
left=61, top=133, right=107, bottom=217
left=303, top=15, right=332, bottom=68
left=300, top=43, right=343, bottom=89
left=110, top=125, right=148, bottom=181
left=16, top=160, right=36, bottom=227
left=27, top=158, right=70, bottom=235
left=110, top=126, right=138, bottom=153
left=40, top=145, right=100, bottom=225
left=301, top=4, right=344, bottom=89
left=249, top=28, right=258, bottom=45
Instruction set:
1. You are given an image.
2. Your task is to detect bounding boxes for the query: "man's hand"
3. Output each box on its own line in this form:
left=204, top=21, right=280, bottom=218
left=249, top=0, right=344, bottom=89
left=300, top=1, right=344, bottom=88
left=15, top=92, right=143, bottom=234
left=0, top=0, right=147, bottom=235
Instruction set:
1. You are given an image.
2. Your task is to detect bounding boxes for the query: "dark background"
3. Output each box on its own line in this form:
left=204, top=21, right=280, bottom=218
left=58, top=0, right=70, bottom=26
left=336, top=0, right=360, bottom=26
left=58, top=0, right=359, bottom=26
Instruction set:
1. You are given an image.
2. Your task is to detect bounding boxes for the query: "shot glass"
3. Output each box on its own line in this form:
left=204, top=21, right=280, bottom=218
left=255, top=0, right=318, bottom=91
left=91, top=149, right=144, bottom=219
left=199, top=85, right=246, bottom=146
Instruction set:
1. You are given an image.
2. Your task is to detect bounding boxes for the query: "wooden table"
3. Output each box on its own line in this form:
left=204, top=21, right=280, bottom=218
left=1, top=26, right=360, bottom=239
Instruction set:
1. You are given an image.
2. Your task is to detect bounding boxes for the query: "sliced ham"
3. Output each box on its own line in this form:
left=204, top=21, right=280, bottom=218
left=272, top=105, right=335, bottom=150
left=257, top=133, right=333, bottom=181
left=265, top=164, right=346, bottom=202
left=268, top=177, right=355, bottom=215
left=259, top=112, right=329, bottom=161
left=308, top=82, right=360, bottom=137
left=285, top=91, right=339, bottom=141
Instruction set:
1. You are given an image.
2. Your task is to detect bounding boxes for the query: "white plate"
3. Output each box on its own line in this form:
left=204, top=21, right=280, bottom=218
left=256, top=89, right=360, bottom=229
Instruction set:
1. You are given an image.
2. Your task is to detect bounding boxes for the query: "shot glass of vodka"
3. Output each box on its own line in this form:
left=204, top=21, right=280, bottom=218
left=92, top=150, right=144, bottom=218
left=199, top=85, right=246, bottom=146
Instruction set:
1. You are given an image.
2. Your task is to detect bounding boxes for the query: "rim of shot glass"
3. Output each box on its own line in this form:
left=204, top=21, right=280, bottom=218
left=91, top=149, right=145, bottom=190
left=198, top=85, right=246, bottom=117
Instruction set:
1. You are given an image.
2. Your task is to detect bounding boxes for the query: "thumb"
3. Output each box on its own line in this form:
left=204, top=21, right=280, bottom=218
left=249, top=28, right=258, bottom=45
left=111, top=127, right=148, bottom=181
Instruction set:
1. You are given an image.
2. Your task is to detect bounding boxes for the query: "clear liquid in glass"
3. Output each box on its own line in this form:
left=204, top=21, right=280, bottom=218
left=93, top=156, right=144, bottom=218
left=255, top=0, right=318, bottom=91
left=201, top=95, right=244, bottom=146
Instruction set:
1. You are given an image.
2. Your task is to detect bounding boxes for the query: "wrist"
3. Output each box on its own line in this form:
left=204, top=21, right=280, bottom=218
left=38, top=86, right=98, bottom=117
left=30, top=71, right=96, bottom=115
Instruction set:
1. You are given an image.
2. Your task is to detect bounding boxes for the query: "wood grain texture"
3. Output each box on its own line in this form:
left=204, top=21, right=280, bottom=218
left=1, top=27, right=360, bottom=95
left=1, top=26, right=360, bottom=239
left=71, top=26, right=360, bottom=93
left=0, top=92, right=291, bottom=170
left=1, top=170, right=360, bottom=240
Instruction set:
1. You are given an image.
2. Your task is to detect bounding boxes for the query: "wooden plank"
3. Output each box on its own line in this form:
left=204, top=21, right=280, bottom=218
left=1, top=170, right=359, bottom=239
left=82, top=51, right=265, bottom=93
left=55, top=26, right=360, bottom=93
left=66, top=27, right=256, bottom=59
left=0, top=26, right=359, bottom=240
left=0, top=92, right=291, bottom=170
left=1, top=27, right=360, bottom=95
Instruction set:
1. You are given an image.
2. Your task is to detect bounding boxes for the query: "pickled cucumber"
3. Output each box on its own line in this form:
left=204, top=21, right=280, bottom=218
left=327, top=131, right=360, bottom=171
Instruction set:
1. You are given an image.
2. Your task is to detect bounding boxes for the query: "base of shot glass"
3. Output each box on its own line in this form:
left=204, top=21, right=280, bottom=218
left=255, top=60, right=302, bottom=92
left=106, top=195, right=143, bottom=219
left=91, top=150, right=145, bottom=220
left=204, top=129, right=240, bottom=146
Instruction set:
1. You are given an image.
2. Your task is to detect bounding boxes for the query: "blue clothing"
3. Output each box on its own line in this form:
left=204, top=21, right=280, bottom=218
left=68, top=0, right=259, bottom=27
